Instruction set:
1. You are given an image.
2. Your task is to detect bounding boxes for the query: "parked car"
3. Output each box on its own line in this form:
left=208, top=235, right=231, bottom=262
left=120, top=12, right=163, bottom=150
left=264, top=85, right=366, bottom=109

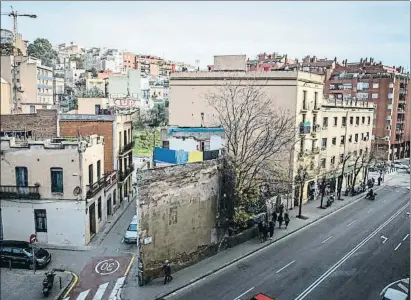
left=0, top=240, right=51, bottom=269
left=381, top=288, right=408, bottom=300
left=124, top=215, right=138, bottom=244
left=392, top=162, right=409, bottom=170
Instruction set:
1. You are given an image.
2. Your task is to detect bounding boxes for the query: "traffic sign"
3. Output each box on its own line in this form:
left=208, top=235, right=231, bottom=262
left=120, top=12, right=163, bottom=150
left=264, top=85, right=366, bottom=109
left=29, top=233, right=37, bottom=244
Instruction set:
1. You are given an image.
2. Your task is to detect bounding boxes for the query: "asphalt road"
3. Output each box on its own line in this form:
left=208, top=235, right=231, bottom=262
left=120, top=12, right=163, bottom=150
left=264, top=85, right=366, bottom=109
left=166, top=181, right=410, bottom=300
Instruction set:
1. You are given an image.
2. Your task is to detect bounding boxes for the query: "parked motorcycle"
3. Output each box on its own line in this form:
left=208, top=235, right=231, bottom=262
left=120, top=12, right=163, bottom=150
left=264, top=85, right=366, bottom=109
left=326, top=194, right=335, bottom=207
left=42, top=269, right=57, bottom=297
left=365, top=192, right=377, bottom=201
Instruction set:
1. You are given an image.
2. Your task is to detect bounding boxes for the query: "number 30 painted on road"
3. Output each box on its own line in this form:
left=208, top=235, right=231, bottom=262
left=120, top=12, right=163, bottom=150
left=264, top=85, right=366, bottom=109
left=95, top=259, right=120, bottom=275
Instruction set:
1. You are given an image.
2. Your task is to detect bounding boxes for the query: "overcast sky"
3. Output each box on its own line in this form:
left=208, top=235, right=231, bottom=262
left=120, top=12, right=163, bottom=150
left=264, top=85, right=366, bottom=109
left=1, top=1, right=409, bottom=68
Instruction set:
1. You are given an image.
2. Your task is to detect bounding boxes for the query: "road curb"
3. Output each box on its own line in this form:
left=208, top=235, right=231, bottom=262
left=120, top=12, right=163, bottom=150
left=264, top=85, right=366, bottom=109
left=55, top=270, right=78, bottom=300
left=152, top=177, right=396, bottom=300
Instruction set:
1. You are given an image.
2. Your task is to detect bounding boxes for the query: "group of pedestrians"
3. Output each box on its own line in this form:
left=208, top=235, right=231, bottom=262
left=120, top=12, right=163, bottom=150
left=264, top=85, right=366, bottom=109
left=258, top=203, right=290, bottom=243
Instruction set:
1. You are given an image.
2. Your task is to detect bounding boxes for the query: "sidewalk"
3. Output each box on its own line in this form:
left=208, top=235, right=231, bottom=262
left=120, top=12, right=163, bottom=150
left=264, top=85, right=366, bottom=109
left=121, top=171, right=397, bottom=300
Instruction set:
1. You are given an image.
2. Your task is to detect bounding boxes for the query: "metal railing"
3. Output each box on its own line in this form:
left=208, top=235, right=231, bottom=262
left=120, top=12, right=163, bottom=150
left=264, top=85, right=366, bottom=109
left=86, top=175, right=107, bottom=199
left=0, top=185, right=40, bottom=199
left=119, top=164, right=135, bottom=182
left=105, top=171, right=117, bottom=191
left=119, top=141, right=135, bottom=155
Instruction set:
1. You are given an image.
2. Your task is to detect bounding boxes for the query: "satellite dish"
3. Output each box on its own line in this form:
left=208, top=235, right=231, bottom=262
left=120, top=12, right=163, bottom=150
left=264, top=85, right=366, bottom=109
left=73, top=186, right=82, bottom=196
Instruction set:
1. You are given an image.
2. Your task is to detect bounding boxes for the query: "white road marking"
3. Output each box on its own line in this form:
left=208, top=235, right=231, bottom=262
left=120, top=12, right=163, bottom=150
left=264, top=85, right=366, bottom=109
left=120, top=238, right=124, bottom=244
left=367, top=208, right=374, bottom=214
left=233, top=287, right=255, bottom=300
left=321, top=236, right=333, bottom=244
left=92, top=282, right=109, bottom=300
left=403, top=234, right=409, bottom=241
left=394, top=243, right=402, bottom=251
left=347, top=220, right=356, bottom=227
left=294, top=202, right=409, bottom=300
left=381, top=236, right=388, bottom=244
left=76, top=290, right=90, bottom=300
left=109, top=276, right=126, bottom=300
left=382, top=199, right=387, bottom=203
left=95, top=259, right=121, bottom=275
left=398, top=283, right=408, bottom=293
left=276, top=260, right=296, bottom=274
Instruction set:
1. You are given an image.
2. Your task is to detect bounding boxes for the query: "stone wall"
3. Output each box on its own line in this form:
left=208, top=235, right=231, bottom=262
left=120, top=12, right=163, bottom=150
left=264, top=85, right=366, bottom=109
left=137, top=159, right=223, bottom=280
left=0, top=109, right=58, bottom=137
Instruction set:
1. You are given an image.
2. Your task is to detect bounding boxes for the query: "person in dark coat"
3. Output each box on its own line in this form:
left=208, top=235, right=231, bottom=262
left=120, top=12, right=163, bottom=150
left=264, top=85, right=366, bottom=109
left=258, top=220, right=264, bottom=242
left=268, top=220, right=275, bottom=240
left=278, top=213, right=284, bottom=228
left=279, top=203, right=284, bottom=215
left=263, top=222, right=269, bottom=242
left=162, top=260, right=173, bottom=284
left=284, top=212, right=290, bottom=229
left=272, top=211, right=278, bottom=223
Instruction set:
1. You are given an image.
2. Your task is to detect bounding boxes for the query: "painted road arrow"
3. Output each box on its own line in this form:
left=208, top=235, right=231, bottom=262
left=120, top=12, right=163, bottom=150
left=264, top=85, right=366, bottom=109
left=380, top=235, right=388, bottom=244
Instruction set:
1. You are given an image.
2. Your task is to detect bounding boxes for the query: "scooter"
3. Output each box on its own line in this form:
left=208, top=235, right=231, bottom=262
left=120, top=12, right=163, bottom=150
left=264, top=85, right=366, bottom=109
left=42, top=269, right=57, bottom=297
left=326, top=194, right=335, bottom=207
left=365, top=192, right=377, bottom=201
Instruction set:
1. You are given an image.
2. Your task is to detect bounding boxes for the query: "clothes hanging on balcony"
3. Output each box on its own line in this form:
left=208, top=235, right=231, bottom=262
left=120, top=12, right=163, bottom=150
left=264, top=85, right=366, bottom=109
left=203, top=150, right=219, bottom=160
left=175, top=150, right=189, bottom=164
left=188, top=151, right=203, bottom=163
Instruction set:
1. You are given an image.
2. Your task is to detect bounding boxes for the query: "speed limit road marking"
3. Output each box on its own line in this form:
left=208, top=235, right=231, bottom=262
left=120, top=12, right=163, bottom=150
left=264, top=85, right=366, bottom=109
left=95, top=259, right=121, bottom=276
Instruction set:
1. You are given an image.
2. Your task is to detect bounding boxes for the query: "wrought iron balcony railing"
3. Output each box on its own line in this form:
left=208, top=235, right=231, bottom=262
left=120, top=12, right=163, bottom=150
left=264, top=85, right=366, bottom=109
left=119, top=141, right=135, bottom=155
left=0, top=185, right=40, bottom=200
left=119, top=164, right=135, bottom=182
left=86, top=175, right=107, bottom=199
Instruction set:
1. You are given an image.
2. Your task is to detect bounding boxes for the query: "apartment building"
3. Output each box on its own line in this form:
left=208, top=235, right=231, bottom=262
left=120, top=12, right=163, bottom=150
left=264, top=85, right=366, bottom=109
left=311, top=99, right=374, bottom=200
left=0, top=134, right=118, bottom=246
left=53, top=77, right=65, bottom=106
left=325, top=58, right=410, bottom=160
left=123, top=52, right=137, bottom=70
left=1, top=77, right=11, bottom=115
left=107, top=69, right=141, bottom=100
left=59, top=98, right=135, bottom=205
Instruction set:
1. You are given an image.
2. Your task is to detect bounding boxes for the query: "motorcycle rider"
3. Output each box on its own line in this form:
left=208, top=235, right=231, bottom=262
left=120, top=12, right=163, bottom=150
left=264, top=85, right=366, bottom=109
left=367, top=188, right=375, bottom=199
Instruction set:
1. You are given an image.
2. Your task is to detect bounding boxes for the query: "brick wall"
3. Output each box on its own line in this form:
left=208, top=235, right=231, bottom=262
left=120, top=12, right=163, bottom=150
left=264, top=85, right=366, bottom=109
left=0, top=109, right=58, bottom=137
left=59, top=120, right=114, bottom=173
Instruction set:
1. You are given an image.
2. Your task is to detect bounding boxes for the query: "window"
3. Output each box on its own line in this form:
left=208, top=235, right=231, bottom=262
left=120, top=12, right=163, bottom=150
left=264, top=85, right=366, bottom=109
left=372, top=93, right=378, bottom=99
left=361, top=117, right=365, bottom=124
left=339, top=154, right=344, bottom=163
left=98, top=197, right=102, bottom=220
left=353, top=150, right=358, bottom=158
left=124, top=130, right=127, bottom=146
left=322, top=117, right=328, bottom=128
left=367, top=117, right=371, bottom=125
left=34, top=209, right=47, bottom=232
left=50, top=168, right=63, bottom=193
left=303, top=90, right=307, bottom=108
left=348, top=135, right=352, bottom=143
left=340, top=135, right=345, bottom=145
left=355, top=134, right=358, bottom=143
left=97, top=160, right=101, bottom=180
left=355, top=117, right=360, bottom=126
left=113, top=189, right=117, bottom=206
left=30, top=105, right=35, bottom=113
left=15, top=167, right=28, bottom=187
left=360, top=149, right=363, bottom=156
left=331, top=137, right=337, bottom=145
left=349, top=116, right=353, bottom=125
left=341, top=117, right=346, bottom=127
left=361, top=133, right=364, bottom=140
left=331, top=156, right=336, bottom=165
left=373, top=83, right=379, bottom=89
left=321, top=138, right=327, bottom=149
left=333, top=117, right=338, bottom=127
left=314, top=92, right=318, bottom=105
left=321, top=158, right=326, bottom=168
left=88, top=164, right=93, bottom=185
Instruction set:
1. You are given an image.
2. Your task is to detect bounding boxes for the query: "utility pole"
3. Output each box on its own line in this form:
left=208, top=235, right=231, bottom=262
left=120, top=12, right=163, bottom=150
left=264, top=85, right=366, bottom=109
left=1, top=6, right=37, bottom=114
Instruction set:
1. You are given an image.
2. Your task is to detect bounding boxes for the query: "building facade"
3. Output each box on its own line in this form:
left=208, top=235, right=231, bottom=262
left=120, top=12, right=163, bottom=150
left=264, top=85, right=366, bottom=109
left=1, top=77, right=11, bottom=115
left=0, top=134, right=117, bottom=246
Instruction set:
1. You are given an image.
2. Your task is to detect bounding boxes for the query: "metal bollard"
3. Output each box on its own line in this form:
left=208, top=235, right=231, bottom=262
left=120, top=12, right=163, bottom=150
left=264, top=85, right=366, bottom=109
left=9, top=260, right=11, bottom=270
left=59, top=276, right=62, bottom=289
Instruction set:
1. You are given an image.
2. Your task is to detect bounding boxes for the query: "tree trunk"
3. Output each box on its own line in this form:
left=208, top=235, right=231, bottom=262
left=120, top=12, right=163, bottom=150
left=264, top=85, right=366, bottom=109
left=337, top=175, right=343, bottom=200
left=298, top=182, right=304, bottom=218
left=320, top=179, right=326, bottom=208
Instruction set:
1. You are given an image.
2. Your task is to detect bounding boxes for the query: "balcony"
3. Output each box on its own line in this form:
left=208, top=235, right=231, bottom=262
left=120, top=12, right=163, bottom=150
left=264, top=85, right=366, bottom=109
left=313, top=103, right=320, bottom=112
left=119, top=164, right=135, bottom=182
left=311, top=147, right=320, bottom=154
left=0, top=185, right=40, bottom=200
left=299, top=122, right=311, bottom=135
left=86, top=175, right=107, bottom=199
left=300, top=103, right=309, bottom=112
left=397, top=119, right=405, bottom=124
left=119, top=141, right=135, bottom=156
left=105, top=171, right=117, bottom=191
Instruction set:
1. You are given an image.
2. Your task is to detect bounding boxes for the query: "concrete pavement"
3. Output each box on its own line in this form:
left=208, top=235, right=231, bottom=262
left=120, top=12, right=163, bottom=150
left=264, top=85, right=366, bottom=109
left=120, top=171, right=407, bottom=300
left=161, top=180, right=409, bottom=300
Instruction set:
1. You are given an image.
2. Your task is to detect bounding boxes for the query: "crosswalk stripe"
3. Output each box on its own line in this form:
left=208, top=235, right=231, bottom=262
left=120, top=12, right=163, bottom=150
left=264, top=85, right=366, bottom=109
left=92, top=282, right=109, bottom=300
left=398, top=283, right=409, bottom=293
left=109, top=276, right=126, bottom=300
left=77, top=289, right=90, bottom=300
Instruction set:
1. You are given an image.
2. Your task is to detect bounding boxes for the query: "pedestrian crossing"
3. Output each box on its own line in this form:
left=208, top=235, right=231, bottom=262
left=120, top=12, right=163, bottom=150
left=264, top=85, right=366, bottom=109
left=64, top=276, right=126, bottom=300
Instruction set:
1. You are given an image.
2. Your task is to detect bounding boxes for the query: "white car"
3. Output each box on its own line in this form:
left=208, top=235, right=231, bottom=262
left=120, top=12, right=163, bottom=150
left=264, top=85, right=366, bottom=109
left=124, top=215, right=138, bottom=244
left=392, top=163, right=409, bottom=170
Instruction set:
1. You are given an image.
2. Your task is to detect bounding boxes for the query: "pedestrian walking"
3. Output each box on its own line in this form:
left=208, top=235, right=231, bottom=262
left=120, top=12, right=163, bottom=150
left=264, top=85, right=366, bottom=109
left=284, top=212, right=290, bottom=229
left=162, top=260, right=173, bottom=285
left=279, top=203, right=284, bottom=215
left=272, top=211, right=278, bottom=223
left=258, top=220, right=264, bottom=242
left=278, top=213, right=284, bottom=228
left=269, top=220, right=275, bottom=240
left=263, top=222, right=269, bottom=242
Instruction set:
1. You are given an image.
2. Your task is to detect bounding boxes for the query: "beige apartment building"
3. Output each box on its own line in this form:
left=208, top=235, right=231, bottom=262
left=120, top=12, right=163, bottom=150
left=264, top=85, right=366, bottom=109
left=168, top=55, right=375, bottom=206
left=0, top=134, right=116, bottom=246
left=1, top=77, right=11, bottom=114
left=60, top=97, right=135, bottom=205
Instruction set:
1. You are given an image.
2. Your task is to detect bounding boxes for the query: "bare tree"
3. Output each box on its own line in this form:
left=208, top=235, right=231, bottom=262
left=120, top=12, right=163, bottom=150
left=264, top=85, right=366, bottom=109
left=206, top=76, right=297, bottom=208
left=337, top=153, right=351, bottom=200
left=295, top=162, right=310, bottom=219
left=352, top=149, right=375, bottom=187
